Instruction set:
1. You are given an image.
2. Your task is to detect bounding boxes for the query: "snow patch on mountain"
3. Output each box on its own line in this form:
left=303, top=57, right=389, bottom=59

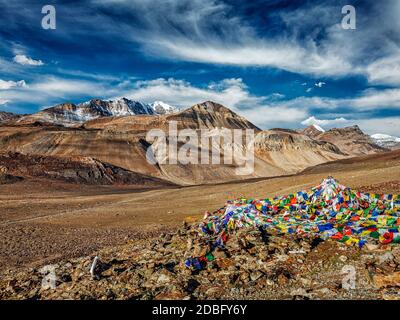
left=312, top=124, right=325, bottom=132
left=150, top=101, right=179, bottom=114
left=78, top=98, right=155, bottom=118
left=19, top=98, right=179, bottom=126
left=371, top=133, right=400, bottom=149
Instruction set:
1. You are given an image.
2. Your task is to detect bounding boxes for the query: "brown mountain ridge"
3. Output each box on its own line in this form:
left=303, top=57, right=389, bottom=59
left=0, top=101, right=391, bottom=185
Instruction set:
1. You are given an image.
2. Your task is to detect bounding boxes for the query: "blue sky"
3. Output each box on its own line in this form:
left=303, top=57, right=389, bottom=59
left=0, top=0, right=399, bottom=135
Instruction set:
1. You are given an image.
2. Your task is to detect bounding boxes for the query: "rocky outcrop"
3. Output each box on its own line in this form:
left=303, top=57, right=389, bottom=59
left=1, top=222, right=399, bottom=300
left=0, top=152, right=175, bottom=186
left=309, top=125, right=386, bottom=156
left=299, top=124, right=325, bottom=139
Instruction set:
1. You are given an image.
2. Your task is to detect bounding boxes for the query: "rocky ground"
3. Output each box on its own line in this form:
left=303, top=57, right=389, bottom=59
left=1, top=222, right=400, bottom=300
left=1, top=153, right=399, bottom=300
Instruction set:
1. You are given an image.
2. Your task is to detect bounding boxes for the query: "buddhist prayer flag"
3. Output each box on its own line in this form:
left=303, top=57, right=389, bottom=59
left=185, top=177, right=400, bottom=270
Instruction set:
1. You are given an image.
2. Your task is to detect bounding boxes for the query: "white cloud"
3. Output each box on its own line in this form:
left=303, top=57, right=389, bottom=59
left=13, top=54, right=44, bottom=66
left=301, top=116, right=348, bottom=127
left=148, top=41, right=353, bottom=77
left=31, top=78, right=100, bottom=94
left=366, top=53, right=400, bottom=86
left=349, top=88, right=400, bottom=110
left=314, top=82, right=326, bottom=88
left=306, top=88, right=312, bottom=93
left=274, top=88, right=400, bottom=112
left=0, top=79, right=27, bottom=90
left=0, top=76, right=126, bottom=106
left=123, top=77, right=262, bottom=109
left=120, top=77, right=306, bottom=128
left=240, top=105, right=307, bottom=129
left=356, top=117, right=400, bottom=136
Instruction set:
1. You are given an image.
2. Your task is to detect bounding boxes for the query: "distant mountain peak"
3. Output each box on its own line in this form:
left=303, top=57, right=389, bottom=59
left=150, top=101, right=179, bottom=115
left=371, top=133, right=400, bottom=150
left=299, top=124, right=325, bottom=138
left=16, top=98, right=157, bottom=126
left=316, top=125, right=386, bottom=156
left=167, top=101, right=260, bottom=130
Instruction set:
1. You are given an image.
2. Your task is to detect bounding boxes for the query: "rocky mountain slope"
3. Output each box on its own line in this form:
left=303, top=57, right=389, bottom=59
left=166, top=101, right=260, bottom=130
left=302, top=125, right=385, bottom=156
left=0, top=101, right=392, bottom=185
left=0, top=152, right=175, bottom=186
left=254, top=129, right=345, bottom=174
left=0, top=111, right=20, bottom=124
left=0, top=101, right=352, bottom=185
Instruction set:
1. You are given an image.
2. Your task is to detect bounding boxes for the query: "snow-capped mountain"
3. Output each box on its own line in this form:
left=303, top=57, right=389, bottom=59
left=18, top=98, right=181, bottom=126
left=78, top=98, right=155, bottom=117
left=31, top=98, right=155, bottom=125
left=150, top=101, right=179, bottom=115
left=371, top=133, right=400, bottom=150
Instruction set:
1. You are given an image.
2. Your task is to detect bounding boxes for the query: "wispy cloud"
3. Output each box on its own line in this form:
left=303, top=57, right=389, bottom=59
left=55, top=68, right=123, bottom=82
left=349, top=88, right=400, bottom=110
left=88, top=0, right=400, bottom=82
left=366, top=53, right=400, bottom=86
left=2, top=0, right=400, bottom=83
left=13, top=54, right=44, bottom=66
left=0, top=79, right=27, bottom=90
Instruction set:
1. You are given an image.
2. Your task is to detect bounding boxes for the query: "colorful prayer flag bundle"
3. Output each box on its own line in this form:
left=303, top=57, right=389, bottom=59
left=185, top=177, right=400, bottom=270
